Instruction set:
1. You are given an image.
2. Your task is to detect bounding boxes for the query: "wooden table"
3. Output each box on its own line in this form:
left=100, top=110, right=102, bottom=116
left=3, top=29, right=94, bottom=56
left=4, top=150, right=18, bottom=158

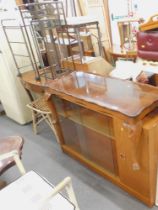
left=0, top=171, right=75, bottom=210
left=109, top=45, right=137, bottom=63
left=21, top=70, right=158, bottom=207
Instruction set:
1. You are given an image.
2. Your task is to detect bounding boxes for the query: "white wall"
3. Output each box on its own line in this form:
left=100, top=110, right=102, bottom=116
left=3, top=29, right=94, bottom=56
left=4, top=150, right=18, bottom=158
left=0, top=0, right=32, bottom=124
left=108, top=0, right=158, bottom=45
left=136, top=0, right=158, bottom=20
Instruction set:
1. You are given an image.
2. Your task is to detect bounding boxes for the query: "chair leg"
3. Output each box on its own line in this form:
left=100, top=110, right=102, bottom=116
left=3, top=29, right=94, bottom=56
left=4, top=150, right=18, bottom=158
left=32, top=110, right=37, bottom=134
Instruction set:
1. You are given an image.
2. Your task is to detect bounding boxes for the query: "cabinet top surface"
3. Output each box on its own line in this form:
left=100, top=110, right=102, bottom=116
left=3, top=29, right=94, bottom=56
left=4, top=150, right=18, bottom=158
left=48, top=71, right=158, bottom=117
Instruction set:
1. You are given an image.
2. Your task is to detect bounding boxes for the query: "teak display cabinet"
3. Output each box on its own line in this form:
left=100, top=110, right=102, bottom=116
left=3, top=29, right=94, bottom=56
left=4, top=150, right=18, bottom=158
left=21, top=70, right=158, bottom=206
left=50, top=93, right=158, bottom=207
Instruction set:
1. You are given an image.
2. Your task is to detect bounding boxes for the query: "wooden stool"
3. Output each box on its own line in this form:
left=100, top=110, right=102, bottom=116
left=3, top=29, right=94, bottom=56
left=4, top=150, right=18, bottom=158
left=27, top=97, right=59, bottom=143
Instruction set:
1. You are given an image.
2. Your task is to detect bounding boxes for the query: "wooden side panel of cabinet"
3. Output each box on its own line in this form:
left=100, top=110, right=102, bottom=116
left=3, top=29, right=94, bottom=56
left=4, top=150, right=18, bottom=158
left=113, top=112, right=158, bottom=205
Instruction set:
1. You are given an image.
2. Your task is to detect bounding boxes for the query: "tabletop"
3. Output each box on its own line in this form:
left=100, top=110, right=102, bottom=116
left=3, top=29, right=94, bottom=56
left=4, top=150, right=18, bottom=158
left=0, top=171, right=74, bottom=210
left=47, top=71, right=158, bottom=118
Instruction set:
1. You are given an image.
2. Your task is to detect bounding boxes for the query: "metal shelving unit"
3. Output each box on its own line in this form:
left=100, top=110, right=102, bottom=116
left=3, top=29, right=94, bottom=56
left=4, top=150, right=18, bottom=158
left=2, top=1, right=103, bottom=80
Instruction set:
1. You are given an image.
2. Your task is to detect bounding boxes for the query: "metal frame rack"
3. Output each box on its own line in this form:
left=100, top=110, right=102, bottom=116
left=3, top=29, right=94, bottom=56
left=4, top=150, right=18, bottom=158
left=2, top=1, right=103, bottom=80
left=65, top=16, right=103, bottom=63
left=1, top=19, right=39, bottom=78
left=2, top=1, right=75, bottom=80
left=19, top=1, right=80, bottom=79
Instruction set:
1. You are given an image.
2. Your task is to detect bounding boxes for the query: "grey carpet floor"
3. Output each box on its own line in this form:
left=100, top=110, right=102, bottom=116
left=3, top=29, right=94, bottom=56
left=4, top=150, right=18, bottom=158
left=0, top=115, right=156, bottom=210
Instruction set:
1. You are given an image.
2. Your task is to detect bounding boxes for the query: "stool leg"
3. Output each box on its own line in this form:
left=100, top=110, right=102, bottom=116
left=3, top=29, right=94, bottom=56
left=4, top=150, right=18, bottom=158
left=32, top=110, right=37, bottom=134
left=47, top=114, right=60, bottom=144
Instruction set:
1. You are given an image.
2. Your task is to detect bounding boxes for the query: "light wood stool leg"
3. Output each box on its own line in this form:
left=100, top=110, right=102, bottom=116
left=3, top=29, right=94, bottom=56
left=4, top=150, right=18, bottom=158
left=47, top=114, right=60, bottom=144
left=32, top=110, right=37, bottom=134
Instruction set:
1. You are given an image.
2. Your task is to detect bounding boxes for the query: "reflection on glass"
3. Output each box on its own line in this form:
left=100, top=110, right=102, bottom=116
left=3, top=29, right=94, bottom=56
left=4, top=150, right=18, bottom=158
left=52, top=96, right=115, bottom=174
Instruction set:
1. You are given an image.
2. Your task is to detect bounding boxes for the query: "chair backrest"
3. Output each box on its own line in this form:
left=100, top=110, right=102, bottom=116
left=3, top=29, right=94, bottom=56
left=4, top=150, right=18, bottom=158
left=117, top=18, right=140, bottom=50
left=0, top=136, right=25, bottom=176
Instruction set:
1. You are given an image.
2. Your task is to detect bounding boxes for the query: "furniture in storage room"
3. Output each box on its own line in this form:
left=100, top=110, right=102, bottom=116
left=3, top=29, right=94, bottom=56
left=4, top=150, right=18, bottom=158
left=62, top=55, right=113, bottom=76
left=27, top=96, right=59, bottom=143
left=18, top=2, right=104, bottom=80
left=109, top=18, right=140, bottom=63
left=0, top=135, right=26, bottom=189
left=61, top=16, right=111, bottom=76
left=65, top=16, right=102, bottom=60
left=109, top=44, right=137, bottom=63
left=137, top=14, right=158, bottom=61
left=117, top=18, right=140, bottom=50
left=0, top=170, right=79, bottom=210
left=42, top=71, right=158, bottom=207
left=2, top=1, right=72, bottom=83
left=137, top=31, right=158, bottom=61
left=139, top=14, right=158, bottom=32
left=3, top=1, right=110, bottom=85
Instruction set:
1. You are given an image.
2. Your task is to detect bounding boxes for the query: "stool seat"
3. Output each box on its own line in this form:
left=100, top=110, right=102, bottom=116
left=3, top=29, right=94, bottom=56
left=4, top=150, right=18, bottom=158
left=0, top=136, right=24, bottom=175
left=27, top=97, right=51, bottom=114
